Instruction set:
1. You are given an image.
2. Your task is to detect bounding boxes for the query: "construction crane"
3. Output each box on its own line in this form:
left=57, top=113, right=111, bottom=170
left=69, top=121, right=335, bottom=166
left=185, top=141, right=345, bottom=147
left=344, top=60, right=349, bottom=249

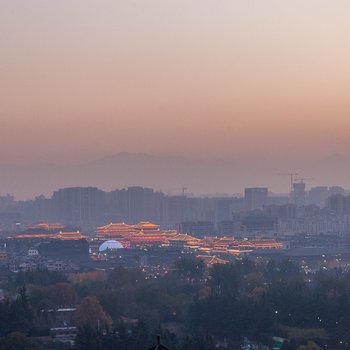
left=278, top=173, right=299, bottom=192
left=294, top=177, right=314, bottom=184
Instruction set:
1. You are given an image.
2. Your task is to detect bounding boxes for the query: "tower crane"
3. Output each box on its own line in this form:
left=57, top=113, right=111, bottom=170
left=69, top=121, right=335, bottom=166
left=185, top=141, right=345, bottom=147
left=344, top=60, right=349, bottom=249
left=278, top=173, right=299, bottom=193
left=294, top=177, right=314, bottom=184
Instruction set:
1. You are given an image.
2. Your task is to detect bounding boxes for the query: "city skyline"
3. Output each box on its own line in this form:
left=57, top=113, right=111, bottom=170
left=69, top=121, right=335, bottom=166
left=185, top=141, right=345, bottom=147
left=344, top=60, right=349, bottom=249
left=2, top=2, right=350, bottom=348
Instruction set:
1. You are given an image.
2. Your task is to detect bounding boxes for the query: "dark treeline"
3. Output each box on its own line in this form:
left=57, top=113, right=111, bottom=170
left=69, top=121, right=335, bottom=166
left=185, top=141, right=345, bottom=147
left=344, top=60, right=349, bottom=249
left=1, top=258, right=350, bottom=349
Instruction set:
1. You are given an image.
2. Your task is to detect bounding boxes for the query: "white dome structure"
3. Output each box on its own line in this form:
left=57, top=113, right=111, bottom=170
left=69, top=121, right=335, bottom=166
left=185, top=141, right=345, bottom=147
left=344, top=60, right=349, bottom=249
left=99, top=240, right=124, bottom=252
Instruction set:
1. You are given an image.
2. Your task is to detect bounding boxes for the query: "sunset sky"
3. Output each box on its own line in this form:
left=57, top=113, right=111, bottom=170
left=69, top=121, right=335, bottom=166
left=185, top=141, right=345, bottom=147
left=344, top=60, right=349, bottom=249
left=1, top=1, right=350, bottom=197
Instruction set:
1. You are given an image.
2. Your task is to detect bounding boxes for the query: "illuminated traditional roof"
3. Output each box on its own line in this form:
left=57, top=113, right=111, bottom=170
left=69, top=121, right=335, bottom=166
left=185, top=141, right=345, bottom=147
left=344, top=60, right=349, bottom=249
left=17, top=222, right=65, bottom=239
left=26, top=222, right=64, bottom=231
left=127, top=232, right=168, bottom=244
left=96, top=221, right=163, bottom=240
left=250, top=240, right=283, bottom=249
left=16, top=228, right=55, bottom=239
left=94, top=221, right=283, bottom=253
left=135, top=221, right=160, bottom=232
left=16, top=233, right=55, bottom=239
left=96, top=222, right=138, bottom=237
left=55, top=231, right=87, bottom=240
left=168, top=233, right=202, bottom=246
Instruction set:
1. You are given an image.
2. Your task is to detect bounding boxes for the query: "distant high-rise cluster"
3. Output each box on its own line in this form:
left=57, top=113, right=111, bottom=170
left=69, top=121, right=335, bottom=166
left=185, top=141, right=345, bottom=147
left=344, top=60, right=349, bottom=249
left=244, top=187, right=268, bottom=210
left=0, top=183, right=349, bottom=236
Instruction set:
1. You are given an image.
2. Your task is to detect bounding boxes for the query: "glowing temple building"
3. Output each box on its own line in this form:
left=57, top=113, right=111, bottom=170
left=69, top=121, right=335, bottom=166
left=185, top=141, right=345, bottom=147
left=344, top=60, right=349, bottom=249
left=16, top=222, right=65, bottom=239
left=16, top=222, right=87, bottom=241
left=16, top=229, right=55, bottom=239
left=96, top=221, right=198, bottom=247
left=95, top=222, right=138, bottom=239
left=95, top=221, right=283, bottom=253
left=96, top=222, right=161, bottom=239
left=135, top=221, right=161, bottom=234
left=54, top=230, right=87, bottom=240
left=26, top=222, right=64, bottom=232
left=16, top=220, right=283, bottom=254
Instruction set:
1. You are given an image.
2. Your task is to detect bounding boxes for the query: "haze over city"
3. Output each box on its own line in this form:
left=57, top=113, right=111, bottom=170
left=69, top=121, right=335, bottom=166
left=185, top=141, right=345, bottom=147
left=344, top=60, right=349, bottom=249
left=1, top=1, right=350, bottom=198
left=3, top=2, right=350, bottom=350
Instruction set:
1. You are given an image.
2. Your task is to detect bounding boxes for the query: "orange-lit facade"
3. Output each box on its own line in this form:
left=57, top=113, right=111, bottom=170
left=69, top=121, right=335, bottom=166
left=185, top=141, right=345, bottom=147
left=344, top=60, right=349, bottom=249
left=16, top=222, right=65, bottom=239
left=95, top=221, right=283, bottom=253
left=96, top=221, right=178, bottom=247
left=15, top=223, right=87, bottom=241
left=54, top=231, right=87, bottom=240
left=26, top=222, right=64, bottom=231
left=16, top=220, right=283, bottom=254
left=95, top=222, right=138, bottom=238
left=16, top=232, right=55, bottom=239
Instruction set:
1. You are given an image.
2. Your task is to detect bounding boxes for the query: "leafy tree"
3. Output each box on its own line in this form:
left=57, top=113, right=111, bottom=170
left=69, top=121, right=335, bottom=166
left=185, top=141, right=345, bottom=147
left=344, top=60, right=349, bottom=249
left=45, top=282, right=76, bottom=306
left=0, top=332, right=39, bottom=350
left=209, top=263, right=240, bottom=296
left=74, top=296, right=112, bottom=331
left=74, top=325, right=103, bottom=350
left=131, top=320, right=152, bottom=349
left=1, top=286, right=34, bottom=336
left=107, top=266, right=145, bottom=288
left=180, top=334, right=217, bottom=350
left=174, top=257, right=205, bottom=280
left=15, top=269, right=67, bottom=287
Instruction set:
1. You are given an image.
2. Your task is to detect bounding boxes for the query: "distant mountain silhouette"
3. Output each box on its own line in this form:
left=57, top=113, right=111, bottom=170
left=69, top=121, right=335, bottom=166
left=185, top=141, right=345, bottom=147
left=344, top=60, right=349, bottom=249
left=85, top=152, right=234, bottom=194
left=1, top=152, right=350, bottom=199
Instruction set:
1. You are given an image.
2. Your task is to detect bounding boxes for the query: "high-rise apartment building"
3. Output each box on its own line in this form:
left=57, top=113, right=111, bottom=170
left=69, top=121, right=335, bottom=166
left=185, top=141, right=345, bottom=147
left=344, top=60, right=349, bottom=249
left=52, top=187, right=105, bottom=228
left=308, top=186, right=329, bottom=207
left=244, top=187, right=268, bottom=211
left=292, top=183, right=306, bottom=207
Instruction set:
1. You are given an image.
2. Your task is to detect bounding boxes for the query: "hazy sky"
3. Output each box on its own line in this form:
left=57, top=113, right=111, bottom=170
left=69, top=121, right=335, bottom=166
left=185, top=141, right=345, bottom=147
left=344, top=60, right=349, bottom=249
left=1, top=1, right=350, bottom=197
